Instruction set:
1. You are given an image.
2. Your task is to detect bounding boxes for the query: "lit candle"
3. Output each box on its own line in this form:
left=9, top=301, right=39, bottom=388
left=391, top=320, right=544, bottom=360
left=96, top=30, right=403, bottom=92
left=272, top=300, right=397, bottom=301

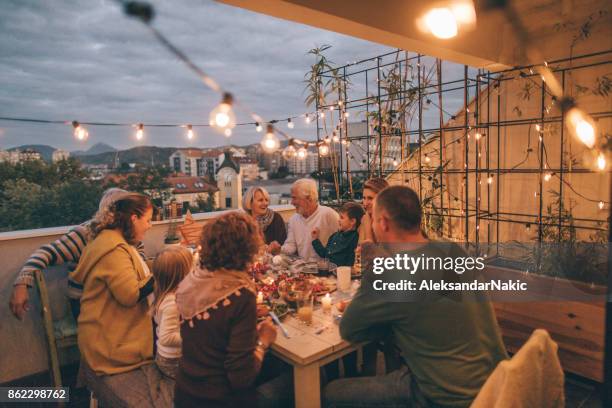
left=257, top=291, right=264, bottom=304
left=322, top=293, right=332, bottom=312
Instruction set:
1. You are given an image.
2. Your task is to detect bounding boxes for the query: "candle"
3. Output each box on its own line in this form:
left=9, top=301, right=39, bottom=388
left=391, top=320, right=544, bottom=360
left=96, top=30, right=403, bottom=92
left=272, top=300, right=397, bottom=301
left=256, top=291, right=264, bottom=304
left=321, top=293, right=332, bottom=312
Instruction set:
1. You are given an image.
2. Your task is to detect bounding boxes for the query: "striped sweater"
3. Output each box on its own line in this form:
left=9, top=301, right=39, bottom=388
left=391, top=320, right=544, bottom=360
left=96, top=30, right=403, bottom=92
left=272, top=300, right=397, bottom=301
left=13, top=222, right=146, bottom=299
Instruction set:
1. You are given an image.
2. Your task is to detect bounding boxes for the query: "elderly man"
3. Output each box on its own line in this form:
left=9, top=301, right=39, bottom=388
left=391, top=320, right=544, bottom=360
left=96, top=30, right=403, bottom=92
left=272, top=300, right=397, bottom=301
left=271, top=178, right=339, bottom=260
left=324, top=186, right=508, bottom=408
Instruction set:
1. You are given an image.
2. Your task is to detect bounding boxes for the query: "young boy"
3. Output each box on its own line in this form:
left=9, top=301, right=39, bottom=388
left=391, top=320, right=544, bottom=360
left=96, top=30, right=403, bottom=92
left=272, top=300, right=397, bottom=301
left=311, top=202, right=365, bottom=266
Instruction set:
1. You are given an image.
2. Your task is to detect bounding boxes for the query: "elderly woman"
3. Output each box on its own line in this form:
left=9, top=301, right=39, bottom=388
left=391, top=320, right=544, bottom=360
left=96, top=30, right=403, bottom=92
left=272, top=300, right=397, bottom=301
left=359, top=177, right=389, bottom=243
left=72, top=194, right=172, bottom=406
left=175, top=212, right=281, bottom=407
left=242, top=186, right=287, bottom=246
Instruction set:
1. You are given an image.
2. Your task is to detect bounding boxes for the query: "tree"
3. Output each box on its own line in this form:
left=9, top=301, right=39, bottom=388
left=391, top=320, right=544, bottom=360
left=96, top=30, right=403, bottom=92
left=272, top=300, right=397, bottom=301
left=270, top=165, right=290, bottom=179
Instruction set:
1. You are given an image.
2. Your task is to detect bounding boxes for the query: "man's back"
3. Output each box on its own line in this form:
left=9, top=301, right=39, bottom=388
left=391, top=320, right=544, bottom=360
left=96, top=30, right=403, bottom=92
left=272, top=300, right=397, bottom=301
left=340, top=242, right=508, bottom=407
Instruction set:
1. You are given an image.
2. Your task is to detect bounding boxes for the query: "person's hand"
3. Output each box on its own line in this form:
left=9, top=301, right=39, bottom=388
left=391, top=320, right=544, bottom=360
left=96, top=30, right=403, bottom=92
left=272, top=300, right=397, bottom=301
left=9, top=285, right=30, bottom=320
left=257, top=317, right=277, bottom=348
left=268, top=241, right=281, bottom=255
left=311, top=227, right=320, bottom=240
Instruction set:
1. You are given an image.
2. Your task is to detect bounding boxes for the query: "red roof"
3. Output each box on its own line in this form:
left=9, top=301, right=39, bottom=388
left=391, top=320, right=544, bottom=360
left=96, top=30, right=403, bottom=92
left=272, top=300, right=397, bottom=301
left=166, top=176, right=218, bottom=194
left=176, top=149, right=204, bottom=158
left=202, top=149, right=224, bottom=158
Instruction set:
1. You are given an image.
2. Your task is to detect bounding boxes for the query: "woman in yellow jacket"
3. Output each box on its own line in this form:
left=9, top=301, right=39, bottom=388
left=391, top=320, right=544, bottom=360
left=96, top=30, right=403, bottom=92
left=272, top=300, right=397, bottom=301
left=70, top=194, right=172, bottom=406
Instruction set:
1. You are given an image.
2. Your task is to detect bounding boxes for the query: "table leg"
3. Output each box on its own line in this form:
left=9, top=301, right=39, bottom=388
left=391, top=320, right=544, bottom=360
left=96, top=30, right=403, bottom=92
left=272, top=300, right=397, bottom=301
left=293, top=363, right=321, bottom=408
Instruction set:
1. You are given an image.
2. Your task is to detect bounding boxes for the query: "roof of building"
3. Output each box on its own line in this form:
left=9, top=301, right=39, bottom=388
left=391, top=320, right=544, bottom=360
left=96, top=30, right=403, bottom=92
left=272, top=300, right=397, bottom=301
left=175, top=148, right=204, bottom=158
left=216, top=151, right=241, bottom=174
left=202, top=149, right=224, bottom=158
left=166, top=176, right=218, bottom=194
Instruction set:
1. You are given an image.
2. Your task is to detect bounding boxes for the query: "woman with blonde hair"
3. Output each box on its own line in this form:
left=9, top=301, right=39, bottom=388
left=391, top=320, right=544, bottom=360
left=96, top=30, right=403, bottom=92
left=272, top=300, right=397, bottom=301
left=151, top=246, right=193, bottom=379
left=359, top=177, right=389, bottom=243
left=242, top=186, right=287, bottom=246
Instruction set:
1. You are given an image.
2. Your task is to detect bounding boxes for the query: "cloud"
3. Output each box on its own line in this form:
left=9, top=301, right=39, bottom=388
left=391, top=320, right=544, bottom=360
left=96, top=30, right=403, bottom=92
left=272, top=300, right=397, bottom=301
left=0, top=0, right=468, bottom=152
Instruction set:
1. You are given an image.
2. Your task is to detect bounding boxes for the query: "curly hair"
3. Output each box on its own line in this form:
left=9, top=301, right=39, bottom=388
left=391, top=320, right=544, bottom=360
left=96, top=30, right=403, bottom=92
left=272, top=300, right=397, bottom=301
left=91, top=193, right=152, bottom=245
left=199, top=211, right=263, bottom=271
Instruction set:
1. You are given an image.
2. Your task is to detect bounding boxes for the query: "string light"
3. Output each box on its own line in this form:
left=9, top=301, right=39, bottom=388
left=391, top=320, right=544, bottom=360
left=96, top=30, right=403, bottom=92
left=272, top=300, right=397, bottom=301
left=344, top=112, right=350, bottom=118
left=255, top=122, right=262, bottom=132
left=526, top=223, right=531, bottom=231
left=329, top=105, right=335, bottom=111
left=72, top=121, right=88, bottom=141
left=186, top=124, right=194, bottom=139
left=209, top=92, right=236, bottom=134
left=305, top=115, right=311, bottom=124
left=562, top=99, right=597, bottom=148
left=136, top=123, right=144, bottom=140
left=487, top=175, right=493, bottom=184
left=224, top=128, right=232, bottom=137
left=287, top=118, right=294, bottom=129
left=296, top=146, right=307, bottom=160
left=393, top=158, right=398, bottom=166
left=535, top=124, right=541, bottom=132
left=282, top=143, right=296, bottom=160
left=596, top=152, right=606, bottom=171
left=598, top=201, right=605, bottom=210
left=544, top=172, right=552, bottom=182
left=424, top=154, right=431, bottom=163
left=319, top=144, right=330, bottom=156
left=260, top=124, right=279, bottom=153
left=319, top=112, right=325, bottom=119
left=332, top=132, right=340, bottom=143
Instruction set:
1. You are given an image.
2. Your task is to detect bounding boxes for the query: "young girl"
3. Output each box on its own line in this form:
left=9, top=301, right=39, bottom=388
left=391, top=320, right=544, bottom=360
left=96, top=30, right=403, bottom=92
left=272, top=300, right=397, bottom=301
left=151, top=246, right=193, bottom=379
left=311, top=202, right=365, bottom=266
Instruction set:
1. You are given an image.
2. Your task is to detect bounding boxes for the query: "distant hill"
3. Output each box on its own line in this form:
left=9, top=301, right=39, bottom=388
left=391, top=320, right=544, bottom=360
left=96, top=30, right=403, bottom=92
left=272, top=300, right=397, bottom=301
left=77, top=146, right=179, bottom=167
left=8, top=144, right=57, bottom=162
left=72, top=142, right=117, bottom=156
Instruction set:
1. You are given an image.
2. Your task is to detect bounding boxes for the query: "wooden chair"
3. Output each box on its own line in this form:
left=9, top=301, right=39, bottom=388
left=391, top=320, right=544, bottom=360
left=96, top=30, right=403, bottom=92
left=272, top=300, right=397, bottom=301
left=34, top=269, right=78, bottom=388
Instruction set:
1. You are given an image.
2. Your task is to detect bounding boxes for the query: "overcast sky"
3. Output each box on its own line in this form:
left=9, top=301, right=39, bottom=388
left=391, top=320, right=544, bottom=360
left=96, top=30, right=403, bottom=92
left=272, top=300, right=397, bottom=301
left=0, top=0, right=468, bottom=152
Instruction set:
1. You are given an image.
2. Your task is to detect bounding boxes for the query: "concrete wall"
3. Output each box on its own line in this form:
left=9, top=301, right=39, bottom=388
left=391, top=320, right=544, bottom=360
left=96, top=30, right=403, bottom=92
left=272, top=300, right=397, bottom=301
left=0, top=205, right=295, bottom=384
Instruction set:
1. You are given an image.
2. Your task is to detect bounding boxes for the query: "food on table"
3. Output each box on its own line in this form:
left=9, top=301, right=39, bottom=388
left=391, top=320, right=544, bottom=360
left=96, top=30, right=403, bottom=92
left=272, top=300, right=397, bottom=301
left=270, top=302, right=290, bottom=318
left=272, top=254, right=291, bottom=268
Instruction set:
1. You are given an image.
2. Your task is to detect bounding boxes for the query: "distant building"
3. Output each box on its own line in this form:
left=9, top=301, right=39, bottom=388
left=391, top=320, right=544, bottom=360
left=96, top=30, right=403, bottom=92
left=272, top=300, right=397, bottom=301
left=18, top=149, right=42, bottom=162
left=165, top=176, right=219, bottom=208
left=0, top=150, right=9, bottom=163
left=286, top=147, right=318, bottom=175
left=216, top=151, right=242, bottom=209
left=169, top=148, right=224, bottom=177
left=83, top=163, right=110, bottom=180
left=52, top=149, right=70, bottom=162
left=237, top=157, right=260, bottom=181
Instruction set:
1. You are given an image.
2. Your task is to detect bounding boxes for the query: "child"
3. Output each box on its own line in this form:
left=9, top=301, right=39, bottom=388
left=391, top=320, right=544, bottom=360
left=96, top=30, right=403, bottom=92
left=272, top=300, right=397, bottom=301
left=151, top=246, right=193, bottom=379
left=311, top=202, right=365, bottom=266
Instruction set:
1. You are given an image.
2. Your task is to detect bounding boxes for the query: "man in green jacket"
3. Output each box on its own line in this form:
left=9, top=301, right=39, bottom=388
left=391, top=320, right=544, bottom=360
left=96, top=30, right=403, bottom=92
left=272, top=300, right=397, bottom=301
left=324, top=186, right=508, bottom=408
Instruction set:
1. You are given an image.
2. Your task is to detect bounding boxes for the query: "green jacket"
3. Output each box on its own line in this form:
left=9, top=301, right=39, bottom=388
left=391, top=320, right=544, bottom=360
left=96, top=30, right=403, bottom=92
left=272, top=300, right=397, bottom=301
left=340, top=242, right=508, bottom=407
left=312, top=230, right=359, bottom=266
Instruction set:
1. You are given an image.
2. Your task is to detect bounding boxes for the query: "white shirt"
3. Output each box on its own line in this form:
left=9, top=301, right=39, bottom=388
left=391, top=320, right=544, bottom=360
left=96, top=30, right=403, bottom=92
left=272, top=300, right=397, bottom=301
left=154, top=293, right=182, bottom=359
left=281, top=204, right=339, bottom=260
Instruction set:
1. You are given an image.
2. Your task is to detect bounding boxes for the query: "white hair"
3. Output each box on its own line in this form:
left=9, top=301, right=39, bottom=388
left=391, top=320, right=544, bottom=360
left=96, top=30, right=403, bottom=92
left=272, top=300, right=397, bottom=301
left=98, top=188, right=129, bottom=212
left=242, top=186, right=270, bottom=213
left=292, top=178, right=318, bottom=202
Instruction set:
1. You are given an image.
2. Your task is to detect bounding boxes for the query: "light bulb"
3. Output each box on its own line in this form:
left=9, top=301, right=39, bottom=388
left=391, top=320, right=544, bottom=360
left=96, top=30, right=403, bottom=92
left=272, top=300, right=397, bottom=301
left=344, top=112, right=350, bottom=118
left=329, top=105, right=334, bottom=111
left=282, top=144, right=296, bottom=160
left=209, top=93, right=236, bottom=134
left=136, top=123, right=144, bottom=140
left=423, top=8, right=457, bottom=39
left=186, top=125, right=194, bottom=140
left=424, top=155, right=431, bottom=163
left=296, top=147, right=307, bottom=160
left=475, top=132, right=482, bottom=140
left=305, top=115, right=311, bottom=124
left=260, top=125, right=279, bottom=153
left=287, top=118, right=294, bottom=129
left=598, top=201, right=604, bottom=210
left=487, top=176, right=493, bottom=184
left=566, top=107, right=596, bottom=148
left=319, top=112, right=325, bottom=119
left=255, top=122, right=262, bottom=132
left=72, top=121, right=88, bottom=141
left=319, top=144, right=330, bottom=156
left=332, top=134, right=340, bottom=143
left=324, top=136, right=331, bottom=145
left=224, top=128, right=232, bottom=137
left=544, top=173, right=552, bottom=182
left=597, top=152, right=606, bottom=171
left=535, top=124, right=541, bottom=132
left=393, top=159, right=398, bottom=166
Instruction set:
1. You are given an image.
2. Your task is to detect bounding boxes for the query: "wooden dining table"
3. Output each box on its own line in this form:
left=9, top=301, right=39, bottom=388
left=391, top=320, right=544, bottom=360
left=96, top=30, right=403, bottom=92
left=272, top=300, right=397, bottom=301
left=269, top=283, right=364, bottom=408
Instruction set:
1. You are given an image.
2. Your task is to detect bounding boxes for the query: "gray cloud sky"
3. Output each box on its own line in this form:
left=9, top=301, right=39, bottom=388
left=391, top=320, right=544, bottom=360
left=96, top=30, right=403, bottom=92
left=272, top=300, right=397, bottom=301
left=0, top=0, right=469, bottom=152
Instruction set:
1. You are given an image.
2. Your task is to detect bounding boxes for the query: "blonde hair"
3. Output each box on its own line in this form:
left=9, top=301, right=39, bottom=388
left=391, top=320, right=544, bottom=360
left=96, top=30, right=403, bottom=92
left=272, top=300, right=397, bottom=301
left=242, top=186, right=270, bottom=214
left=151, top=246, right=193, bottom=314
left=292, top=178, right=318, bottom=202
